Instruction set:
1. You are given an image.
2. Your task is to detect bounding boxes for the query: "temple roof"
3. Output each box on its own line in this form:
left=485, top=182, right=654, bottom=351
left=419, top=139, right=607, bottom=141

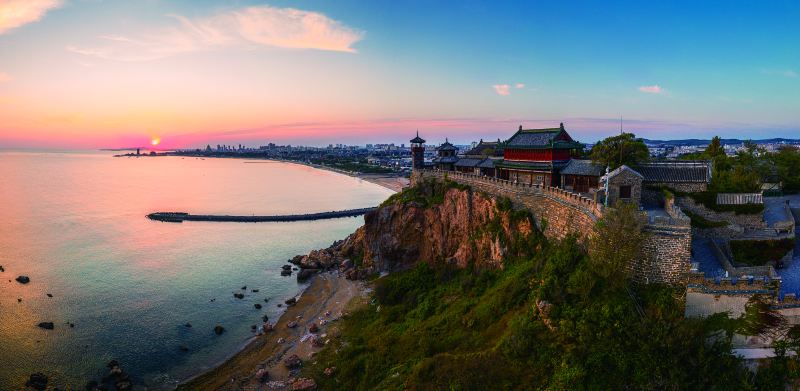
left=410, top=131, right=425, bottom=144
left=504, top=123, right=582, bottom=150
left=477, top=158, right=499, bottom=168
left=635, top=161, right=711, bottom=183
left=437, top=138, right=457, bottom=151
left=560, top=159, right=606, bottom=177
left=454, top=158, right=482, bottom=168
left=433, top=156, right=460, bottom=164
left=495, top=160, right=567, bottom=171
left=464, top=139, right=503, bottom=157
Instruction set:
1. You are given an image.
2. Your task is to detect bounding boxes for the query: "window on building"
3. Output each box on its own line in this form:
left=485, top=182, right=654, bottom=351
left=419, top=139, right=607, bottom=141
left=619, top=185, right=632, bottom=199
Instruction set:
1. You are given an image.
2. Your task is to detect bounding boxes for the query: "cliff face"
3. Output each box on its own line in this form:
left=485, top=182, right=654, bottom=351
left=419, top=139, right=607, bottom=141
left=292, top=180, right=538, bottom=277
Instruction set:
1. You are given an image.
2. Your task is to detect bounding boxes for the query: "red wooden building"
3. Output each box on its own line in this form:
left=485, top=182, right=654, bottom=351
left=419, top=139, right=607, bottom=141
left=495, top=123, right=583, bottom=186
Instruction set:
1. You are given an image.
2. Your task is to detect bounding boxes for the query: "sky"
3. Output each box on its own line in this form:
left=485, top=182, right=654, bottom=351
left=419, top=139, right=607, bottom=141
left=0, top=0, right=798, bottom=149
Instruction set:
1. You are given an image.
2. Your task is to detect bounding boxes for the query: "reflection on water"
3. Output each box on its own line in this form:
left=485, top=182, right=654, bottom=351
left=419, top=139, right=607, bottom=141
left=0, top=151, right=393, bottom=389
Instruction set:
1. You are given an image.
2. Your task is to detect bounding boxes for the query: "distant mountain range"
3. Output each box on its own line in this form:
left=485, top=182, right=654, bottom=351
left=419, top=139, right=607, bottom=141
left=642, top=138, right=800, bottom=147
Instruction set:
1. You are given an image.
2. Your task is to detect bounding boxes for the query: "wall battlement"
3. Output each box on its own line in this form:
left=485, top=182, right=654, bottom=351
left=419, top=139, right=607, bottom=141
left=412, top=169, right=692, bottom=284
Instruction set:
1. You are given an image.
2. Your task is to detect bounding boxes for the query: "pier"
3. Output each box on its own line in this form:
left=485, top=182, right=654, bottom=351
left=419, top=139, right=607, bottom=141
left=146, top=207, right=376, bottom=223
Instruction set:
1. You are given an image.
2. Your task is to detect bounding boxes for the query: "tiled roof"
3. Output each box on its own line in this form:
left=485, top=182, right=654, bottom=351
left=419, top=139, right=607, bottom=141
left=603, top=165, right=644, bottom=181
left=477, top=158, right=498, bottom=168
left=636, top=161, right=711, bottom=183
left=560, top=159, right=605, bottom=176
left=433, top=156, right=459, bottom=164
left=454, top=158, right=482, bottom=167
left=437, top=139, right=457, bottom=151
left=506, top=128, right=561, bottom=147
left=504, top=124, right=582, bottom=150
left=496, top=160, right=567, bottom=171
left=464, top=141, right=502, bottom=157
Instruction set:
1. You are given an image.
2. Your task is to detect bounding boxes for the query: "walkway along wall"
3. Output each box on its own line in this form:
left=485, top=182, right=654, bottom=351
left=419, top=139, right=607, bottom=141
left=412, top=169, right=692, bottom=284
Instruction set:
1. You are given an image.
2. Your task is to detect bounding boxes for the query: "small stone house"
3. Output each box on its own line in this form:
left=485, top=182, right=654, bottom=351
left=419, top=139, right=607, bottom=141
left=602, top=165, right=643, bottom=206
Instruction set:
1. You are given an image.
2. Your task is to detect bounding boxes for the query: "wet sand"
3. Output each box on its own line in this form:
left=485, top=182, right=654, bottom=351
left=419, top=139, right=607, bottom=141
left=176, top=272, right=367, bottom=390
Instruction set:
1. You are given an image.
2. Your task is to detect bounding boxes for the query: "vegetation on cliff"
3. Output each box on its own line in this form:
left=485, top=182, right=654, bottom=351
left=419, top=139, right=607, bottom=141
left=303, top=180, right=799, bottom=389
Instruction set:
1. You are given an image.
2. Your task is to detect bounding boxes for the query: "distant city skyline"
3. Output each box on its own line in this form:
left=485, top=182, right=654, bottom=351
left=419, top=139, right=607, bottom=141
left=1, top=1, right=798, bottom=149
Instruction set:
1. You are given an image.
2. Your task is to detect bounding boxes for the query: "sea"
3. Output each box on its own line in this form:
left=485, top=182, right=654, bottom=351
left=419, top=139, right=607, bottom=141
left=0, top=150, right=394, bottom=389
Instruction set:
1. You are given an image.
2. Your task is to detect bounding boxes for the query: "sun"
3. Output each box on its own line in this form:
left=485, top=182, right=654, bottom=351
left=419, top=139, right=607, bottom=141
left=150, top=137, right=161, bottom=146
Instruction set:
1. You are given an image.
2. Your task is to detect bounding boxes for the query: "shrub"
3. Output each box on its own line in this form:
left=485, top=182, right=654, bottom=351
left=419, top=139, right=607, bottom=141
left=684, top=210, right=729, bottom=229
left=687, top=191, right=765, bottom=215
left=730, top=238, right=795, bottom=266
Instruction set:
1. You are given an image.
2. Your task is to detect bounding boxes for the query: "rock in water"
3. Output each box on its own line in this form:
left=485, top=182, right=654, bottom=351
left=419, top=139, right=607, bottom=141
left=280, top=269, right=292, bottom=276
left=233, top=293, right=244, bottom=299
left=282, top=264, right=292, bottom=271
left=0, top=265, right=4, bottom=272
left=261, top=314, right=269, bottom=322
left=214, top=325, right=225, bottom=335
left=241, top=286, right=247, bottom=290
left=184, top=322, right=192, bottom=328
left=283, top=354, right=302, bottom=369
left=25, top=373, right=48, bottom=390
left=285, top=297, right=297, bottom=306
left=37, top=322, right=54, bottom=330
left=16, top=275, right=30, bottom=284
left=296, top=269, right=318, bottom=282
left=46, top=293, right=53, bottom=297
left=254, top=303, right=262, bottom=309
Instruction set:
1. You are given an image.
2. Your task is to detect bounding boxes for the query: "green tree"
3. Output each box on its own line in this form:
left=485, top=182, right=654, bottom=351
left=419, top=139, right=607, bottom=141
left=589, top=132, right=650, bottom=169
left=589, top=201, right=645, bottom=286
left=705, top=136, right=725, bottom=158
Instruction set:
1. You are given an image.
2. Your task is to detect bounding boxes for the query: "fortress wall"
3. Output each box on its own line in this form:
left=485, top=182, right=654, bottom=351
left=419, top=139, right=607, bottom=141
left=413, top=170, right=692, bottom=284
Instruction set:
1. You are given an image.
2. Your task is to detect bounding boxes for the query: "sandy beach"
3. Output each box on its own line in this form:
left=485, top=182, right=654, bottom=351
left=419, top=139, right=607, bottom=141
left=177, top=272, right=368, bottom=390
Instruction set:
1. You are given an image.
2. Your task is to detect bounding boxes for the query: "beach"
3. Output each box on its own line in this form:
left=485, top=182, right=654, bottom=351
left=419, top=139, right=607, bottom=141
left=177, top=272, right=368, bottom=390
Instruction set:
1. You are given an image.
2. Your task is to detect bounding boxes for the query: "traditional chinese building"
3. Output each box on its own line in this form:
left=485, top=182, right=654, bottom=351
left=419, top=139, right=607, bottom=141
left=410, top=131, right=426, bottom=170
left=454, top=139, right=503, bottom=176
left=433, top=138, right=459, bottom=171
left=495, top=123, right=583, bottom=186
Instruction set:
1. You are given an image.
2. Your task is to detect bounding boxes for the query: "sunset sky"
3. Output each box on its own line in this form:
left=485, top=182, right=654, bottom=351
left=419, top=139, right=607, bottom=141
left=0, top=0, right=798, bottom=149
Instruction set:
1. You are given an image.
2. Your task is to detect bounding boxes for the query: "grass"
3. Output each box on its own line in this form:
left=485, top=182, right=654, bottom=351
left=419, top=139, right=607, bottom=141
left=380, top=178, right=470, bottom=208
left=730, top=238, right=796, bottom=266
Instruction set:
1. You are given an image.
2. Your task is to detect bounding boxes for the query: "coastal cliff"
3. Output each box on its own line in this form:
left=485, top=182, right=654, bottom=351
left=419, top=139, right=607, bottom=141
left=292, top=178, right=540, bottom=277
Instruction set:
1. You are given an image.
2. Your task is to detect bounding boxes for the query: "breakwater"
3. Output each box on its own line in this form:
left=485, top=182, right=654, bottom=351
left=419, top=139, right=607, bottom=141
left=147, top=207, right=376, bottom=223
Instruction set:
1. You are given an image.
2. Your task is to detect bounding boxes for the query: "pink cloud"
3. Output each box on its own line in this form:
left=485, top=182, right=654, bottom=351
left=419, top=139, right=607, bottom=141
left=492, top=84, right=510, bottom=96
left=0, top=0, right=62, bottom=35
left=638, top=85, right=663, bottom=94
left=68, top=5, right=364, bottom=61
left=515, top=83, right=525, bottom=89
left=0, top=72, right=10, bottom=82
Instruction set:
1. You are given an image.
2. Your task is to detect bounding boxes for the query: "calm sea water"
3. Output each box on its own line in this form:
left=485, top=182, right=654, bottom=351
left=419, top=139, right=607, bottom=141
left=0, top=151, right=393, bottom=389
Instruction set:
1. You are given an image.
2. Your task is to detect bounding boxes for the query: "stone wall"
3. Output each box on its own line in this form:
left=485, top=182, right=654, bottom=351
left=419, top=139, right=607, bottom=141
left=413, top=169, right=692, bottom=285
left=650, top=182, right=708, bottom=193
left=412, top=170, right=602, bottom=243
left=676, top=196, right=766, bottom=230
left=635, top=223, right=692, bottom=284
